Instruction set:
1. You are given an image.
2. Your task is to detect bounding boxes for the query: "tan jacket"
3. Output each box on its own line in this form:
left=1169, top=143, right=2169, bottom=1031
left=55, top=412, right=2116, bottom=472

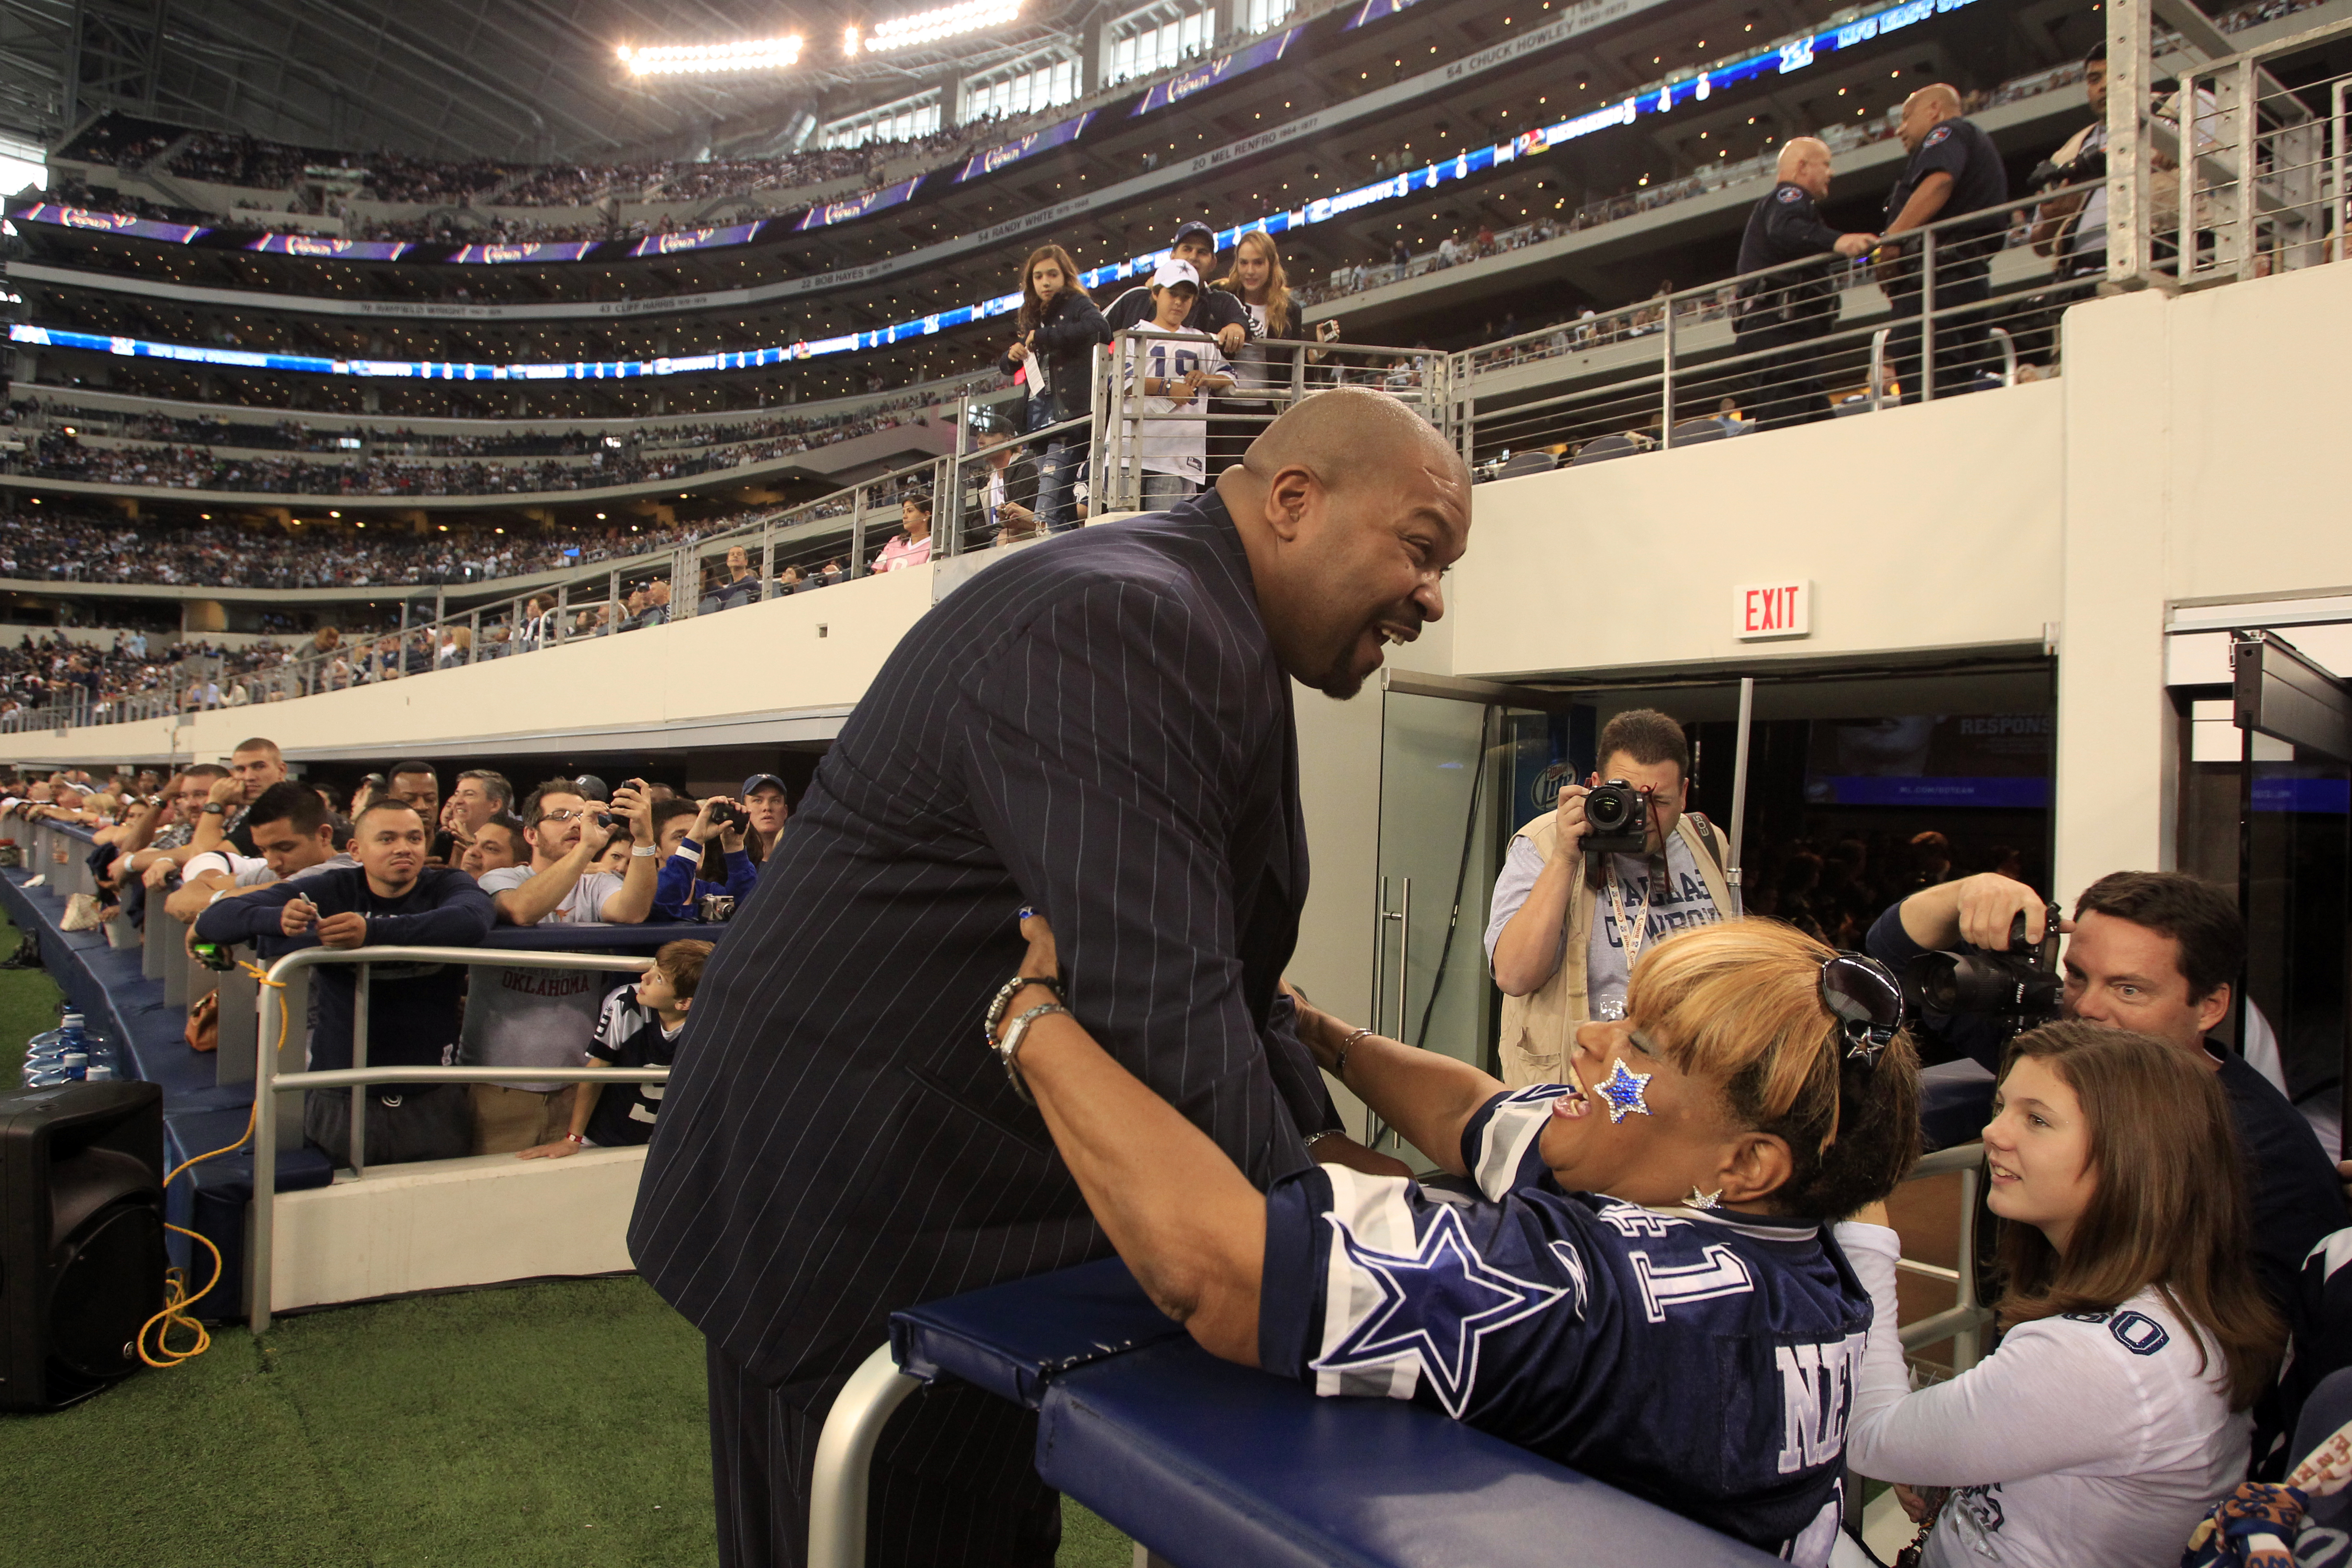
left=1494, top=811, right=1732, bottom=1089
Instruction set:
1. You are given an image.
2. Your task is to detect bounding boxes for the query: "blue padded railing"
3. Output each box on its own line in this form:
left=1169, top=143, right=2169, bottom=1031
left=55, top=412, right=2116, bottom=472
left=811, top=1258, right=1781, bottom=1568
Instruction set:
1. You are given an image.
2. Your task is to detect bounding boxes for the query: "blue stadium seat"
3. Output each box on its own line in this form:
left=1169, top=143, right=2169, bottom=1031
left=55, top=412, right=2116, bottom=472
left=876, top=1256, right=1780, bottom=1567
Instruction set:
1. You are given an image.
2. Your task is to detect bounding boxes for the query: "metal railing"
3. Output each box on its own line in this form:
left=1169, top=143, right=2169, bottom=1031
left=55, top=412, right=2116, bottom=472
left=1894, top=1140, right=1992, bottom=1372
left=1092, top=330, right=1453, bottom=514
left=1447, top=180, right=2100, bottom=476
left=2172, top=13, right=2352, bottom=283
left=245, top=943, right=662, bottom=1334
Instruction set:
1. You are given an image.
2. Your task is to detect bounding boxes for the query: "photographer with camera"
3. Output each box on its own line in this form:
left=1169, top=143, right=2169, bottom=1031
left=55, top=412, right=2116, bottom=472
left=1484, top=710, right=1733, bottom=1088
left=1867, top=869, right=2344, bottom=1309
left=460, top=776, right=658, bottom=1154
left=2028, top=45, right=2117, bottom=281
left=649, top=795, right=760, bottom=923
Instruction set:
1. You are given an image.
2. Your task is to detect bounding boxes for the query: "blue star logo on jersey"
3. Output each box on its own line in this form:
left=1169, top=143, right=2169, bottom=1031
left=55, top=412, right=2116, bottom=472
left=1313, top=1205, right=1568, bottom=1418
left=1596, top=1058, right=1654, bottom=1123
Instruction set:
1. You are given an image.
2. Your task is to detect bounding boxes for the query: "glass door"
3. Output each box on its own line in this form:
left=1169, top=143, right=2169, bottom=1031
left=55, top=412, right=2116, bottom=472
left=1369, top=680, right=1556, bottom=1157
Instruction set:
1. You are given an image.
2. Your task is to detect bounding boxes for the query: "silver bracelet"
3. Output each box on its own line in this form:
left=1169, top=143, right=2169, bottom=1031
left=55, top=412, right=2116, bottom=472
left=1302, top=1129, right=1342, bottom=1150
left=995, top=1001, right=1069, bottom=1105
left=982, top=971, right=1063, bottom=1044
left=1333, top=1026, right=1373, bottom=1081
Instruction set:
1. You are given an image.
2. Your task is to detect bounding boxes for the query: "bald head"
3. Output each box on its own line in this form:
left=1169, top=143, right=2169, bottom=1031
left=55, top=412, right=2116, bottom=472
left=1777, top=136, right=1833, bottom=199
left=1238, top=386, right=1464, bottom=495
left=1898, top=83, right=1964, bottom=153
left=1216, top=388, right=1471, bottom=699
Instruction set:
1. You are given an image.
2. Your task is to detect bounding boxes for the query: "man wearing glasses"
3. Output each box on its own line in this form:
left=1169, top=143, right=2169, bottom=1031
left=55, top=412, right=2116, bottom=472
left=460, top=777, right=658, bottom=1154
left=1485, top=709, right=1734, bottom=1089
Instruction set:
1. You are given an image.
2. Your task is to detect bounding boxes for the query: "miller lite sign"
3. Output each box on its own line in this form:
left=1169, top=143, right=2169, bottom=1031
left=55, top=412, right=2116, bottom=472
left=1734, top=579, right=1812, bottom=641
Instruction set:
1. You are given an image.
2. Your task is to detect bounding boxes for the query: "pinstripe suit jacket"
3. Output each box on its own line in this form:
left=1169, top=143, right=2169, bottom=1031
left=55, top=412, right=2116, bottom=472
left=630, top=491, right=1340, bottom=1389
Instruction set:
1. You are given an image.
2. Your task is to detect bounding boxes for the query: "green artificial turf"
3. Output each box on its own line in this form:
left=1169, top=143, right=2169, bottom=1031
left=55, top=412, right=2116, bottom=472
left=0, top=914, right=64, bottom=1078
left=0, top=1274, right=1136, bottom=1568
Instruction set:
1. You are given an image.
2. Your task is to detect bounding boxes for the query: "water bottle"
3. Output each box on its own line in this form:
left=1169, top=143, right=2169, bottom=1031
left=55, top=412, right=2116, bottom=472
left=19, top=1012, right=79, bottom=1072
left=81, top=1036, right=118, bottom=1083
left=23, top=1062, right=76, bottom=1089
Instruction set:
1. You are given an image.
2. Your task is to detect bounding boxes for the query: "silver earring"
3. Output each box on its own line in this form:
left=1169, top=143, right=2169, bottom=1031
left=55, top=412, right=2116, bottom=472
left=1685, top=1186, right=1722, bottom=1210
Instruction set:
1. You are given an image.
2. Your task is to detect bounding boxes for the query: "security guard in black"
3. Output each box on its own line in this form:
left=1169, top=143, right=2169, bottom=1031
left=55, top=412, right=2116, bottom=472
left=1881, top=109, right=2009, bottom=280
left=1734, top=138, right=1876, bottom=428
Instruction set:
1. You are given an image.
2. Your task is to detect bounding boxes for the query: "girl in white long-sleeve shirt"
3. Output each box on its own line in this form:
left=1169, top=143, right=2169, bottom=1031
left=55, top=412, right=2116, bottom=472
left=1840, top=1020, right=2284, bottom=1567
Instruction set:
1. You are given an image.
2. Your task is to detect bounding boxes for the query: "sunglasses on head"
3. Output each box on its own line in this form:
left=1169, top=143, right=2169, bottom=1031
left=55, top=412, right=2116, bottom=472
left=1820, top=953, right=1905, bottom=1067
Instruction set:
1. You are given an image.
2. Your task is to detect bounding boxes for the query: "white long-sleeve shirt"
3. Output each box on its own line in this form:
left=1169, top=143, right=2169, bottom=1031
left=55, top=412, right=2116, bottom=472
left=1837, top=1222, right=2249, bottom=1568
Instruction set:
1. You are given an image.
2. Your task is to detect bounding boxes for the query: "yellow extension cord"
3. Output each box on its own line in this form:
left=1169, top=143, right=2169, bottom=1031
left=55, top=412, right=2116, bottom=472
left=138, top=961, right=285, bottom=1368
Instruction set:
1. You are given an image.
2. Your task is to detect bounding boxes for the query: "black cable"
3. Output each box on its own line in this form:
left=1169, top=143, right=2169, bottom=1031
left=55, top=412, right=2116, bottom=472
left=1412, top=703, right=1494, bottom=1050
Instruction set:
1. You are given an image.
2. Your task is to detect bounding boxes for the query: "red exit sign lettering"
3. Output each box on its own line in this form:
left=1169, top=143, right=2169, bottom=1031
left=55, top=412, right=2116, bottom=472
left=1734, top=580, right=1813, bottom=641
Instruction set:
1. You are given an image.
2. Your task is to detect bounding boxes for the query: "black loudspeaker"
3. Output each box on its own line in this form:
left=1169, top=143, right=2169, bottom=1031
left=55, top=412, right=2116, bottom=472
left=0, top=1081, right=166, bottom=1410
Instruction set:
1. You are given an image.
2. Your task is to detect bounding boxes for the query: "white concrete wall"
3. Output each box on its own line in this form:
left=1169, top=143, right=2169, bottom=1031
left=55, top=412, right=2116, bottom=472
left=1450, top=380, right=2067, bottom=682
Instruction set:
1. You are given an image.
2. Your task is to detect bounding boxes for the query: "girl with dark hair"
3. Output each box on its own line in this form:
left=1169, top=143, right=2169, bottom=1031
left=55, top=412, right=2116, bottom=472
left=1844, top=1020, right=2285, bottom=1567
left=994, top=916, right=1923, bottom=1565
left=1002, top=243, right=1109, bottom=533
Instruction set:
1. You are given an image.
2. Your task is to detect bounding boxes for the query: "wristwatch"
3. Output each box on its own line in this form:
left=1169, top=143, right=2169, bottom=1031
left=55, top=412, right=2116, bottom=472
left=982, top=970, right=1063, bottom=1044
left=995, top=1001, right=1069, bottom=1105
left=202, top=803, right=225, bottom=815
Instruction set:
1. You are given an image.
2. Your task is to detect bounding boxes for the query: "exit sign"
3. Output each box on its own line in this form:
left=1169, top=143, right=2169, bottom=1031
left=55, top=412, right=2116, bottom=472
left=1735, top=580, right=1812, bottom=640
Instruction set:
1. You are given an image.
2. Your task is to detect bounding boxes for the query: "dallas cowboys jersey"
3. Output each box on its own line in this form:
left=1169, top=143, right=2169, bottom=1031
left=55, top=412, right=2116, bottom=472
left=1258, top=1084, right=1874, bottom=1566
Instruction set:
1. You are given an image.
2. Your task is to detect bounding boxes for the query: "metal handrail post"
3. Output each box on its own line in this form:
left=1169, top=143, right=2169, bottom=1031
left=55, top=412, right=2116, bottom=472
left=850, top=484, right=868, bottom=576
left=246, top=945, right=657, bottom=1335
left=808, top=1344, right=927, bottom=1568
left=1920, top=227, right=1937, bottom=404
left=2237, top=55, right=2261, bottom=281
left=761, top=516, right=775, bottom=589
left=349, top=965, right=369, bottom=1177
left=555, top=582, right=570, bottom=647
left=942, top=398, right=968, bottom=558
left=468, top=607, right=480, bottom=665
left=393, top=600, right=406, bottom=679
left=1659, top=300, right=1676, bottom=450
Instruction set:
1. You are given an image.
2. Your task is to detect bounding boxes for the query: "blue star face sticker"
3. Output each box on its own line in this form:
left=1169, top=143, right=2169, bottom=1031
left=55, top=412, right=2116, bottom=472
left=1312, top=1205, right=1568, bottom=1418
left=1596, top=1057, right=1654, bottom=1124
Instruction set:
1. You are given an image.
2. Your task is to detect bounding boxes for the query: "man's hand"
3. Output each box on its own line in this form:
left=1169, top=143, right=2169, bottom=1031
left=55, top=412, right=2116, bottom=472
left=518, top=1139, right=581, bottom=1160
left=206, top=774, right=242, bottom=808
left=1309, top=1131, right=1414, bottom=1179
left=316, top=911, right=368, bottom=949
left=1834, top=231, right=1879, bottom=258
left=612, top=782, right=653, bottom=843
left=690, top=796, right=722, bottom=845
left=1215, top=322, right=1247, bottom=353
left=142, top=859, right=175, bottom=891
left=1952, top=873, right=2065, bottom=949
left=281, top=896, right=319, bottom=937
left=1553, top=781, right=1592, bottom=857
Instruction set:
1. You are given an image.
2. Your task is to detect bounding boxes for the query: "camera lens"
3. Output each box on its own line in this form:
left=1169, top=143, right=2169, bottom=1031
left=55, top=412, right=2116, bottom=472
left=1588, top=792, right=1626, bottom=830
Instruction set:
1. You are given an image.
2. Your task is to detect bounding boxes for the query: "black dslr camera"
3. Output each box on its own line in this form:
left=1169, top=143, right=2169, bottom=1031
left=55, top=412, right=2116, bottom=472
left=710, top=800, right=750, bottom=834
left=1904, top=903, right=2065, bottom=1039
left=2027, top=145, right=2106, bottom=193
left=1582, top=779, right=1650, bottom=856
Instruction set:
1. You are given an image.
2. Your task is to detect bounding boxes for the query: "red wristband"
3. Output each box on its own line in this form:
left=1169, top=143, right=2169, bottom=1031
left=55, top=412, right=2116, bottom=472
left=564, top=1133, right=586, bottom=1146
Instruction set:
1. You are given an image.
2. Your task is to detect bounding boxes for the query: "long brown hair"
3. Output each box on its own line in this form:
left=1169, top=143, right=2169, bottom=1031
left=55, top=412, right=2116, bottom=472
left=1992, top=1021, right=2283, bottom=1409
left=1214, top=230, right=1293, bottom=337
left=1628, top=919, right=1921, bottom=1216
left=1016, top=244, right=1087, bottom=337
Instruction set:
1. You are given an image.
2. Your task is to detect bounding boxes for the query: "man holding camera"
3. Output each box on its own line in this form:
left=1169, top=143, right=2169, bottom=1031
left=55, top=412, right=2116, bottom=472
left=650, top=796, right=760, bottom=922
left=1483, top=709, right=1733, bottom=1088
left=1868, top=868, right=2344, bottom=1308
left=460, top=777, right=657, bottom=1154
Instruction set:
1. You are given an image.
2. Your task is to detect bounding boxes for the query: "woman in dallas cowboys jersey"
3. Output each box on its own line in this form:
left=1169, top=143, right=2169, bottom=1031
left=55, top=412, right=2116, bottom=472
left=1841, top=1022, right=2284, bottom=1567
left=990, top=917, right=1922, bottom=1566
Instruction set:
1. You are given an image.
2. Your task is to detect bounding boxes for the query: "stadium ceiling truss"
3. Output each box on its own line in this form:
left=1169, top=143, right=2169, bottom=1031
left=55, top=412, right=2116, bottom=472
left=0, top=0, right=1093, bottom=161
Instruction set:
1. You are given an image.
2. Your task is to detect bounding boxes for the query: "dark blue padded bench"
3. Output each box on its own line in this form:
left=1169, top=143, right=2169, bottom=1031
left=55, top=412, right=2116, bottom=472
left=811, top=1256, right=1779, bottom=1568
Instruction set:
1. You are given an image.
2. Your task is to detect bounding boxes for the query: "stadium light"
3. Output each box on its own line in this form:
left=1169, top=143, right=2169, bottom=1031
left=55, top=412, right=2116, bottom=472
left=618, top=36, right=804, bottom=76
left=858, top=0, right=1020, bottom=53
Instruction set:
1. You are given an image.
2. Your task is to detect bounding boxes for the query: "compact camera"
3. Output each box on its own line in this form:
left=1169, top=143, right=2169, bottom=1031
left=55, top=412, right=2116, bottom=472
left=710, top=800, right=751, bottom=834
left=1904, top=903, right=2065, bottom=1040
left=1582, top=779, right=1650, bottom=856
left=698, top=894, right=736, bottom=924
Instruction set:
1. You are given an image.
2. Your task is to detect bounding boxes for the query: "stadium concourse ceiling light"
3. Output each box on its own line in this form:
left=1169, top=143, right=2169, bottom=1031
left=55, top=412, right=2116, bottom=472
left=617, top=37, right=804, bottom=76
left=858, top=0, right=1020, bottom=53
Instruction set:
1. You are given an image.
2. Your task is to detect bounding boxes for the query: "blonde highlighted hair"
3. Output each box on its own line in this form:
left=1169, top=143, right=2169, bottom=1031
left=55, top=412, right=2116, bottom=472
left=1626, top=919, right=1920, bottom=1216
left=1214, top=230, right=1293, bottom=338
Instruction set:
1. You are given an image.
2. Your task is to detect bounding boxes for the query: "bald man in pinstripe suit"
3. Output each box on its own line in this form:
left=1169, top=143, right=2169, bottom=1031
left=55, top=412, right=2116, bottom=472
left=630, top=388, right=1472, bottom=1568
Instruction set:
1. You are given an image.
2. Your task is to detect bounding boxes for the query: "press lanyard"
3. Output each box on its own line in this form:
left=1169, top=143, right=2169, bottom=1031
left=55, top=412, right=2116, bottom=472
left=1606, top=858, right=1657, bottom=971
